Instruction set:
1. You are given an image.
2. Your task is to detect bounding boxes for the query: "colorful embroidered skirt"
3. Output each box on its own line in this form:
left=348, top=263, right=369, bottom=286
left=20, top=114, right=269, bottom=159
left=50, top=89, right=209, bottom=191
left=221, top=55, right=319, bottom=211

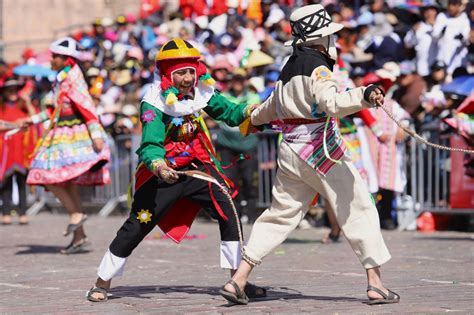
left=27, top=119, right=110, bottom=186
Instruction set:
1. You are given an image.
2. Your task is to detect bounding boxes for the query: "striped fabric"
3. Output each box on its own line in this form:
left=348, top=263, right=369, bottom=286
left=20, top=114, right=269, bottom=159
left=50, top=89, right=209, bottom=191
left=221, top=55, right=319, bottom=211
left=282, top=117, right=347, bottom=176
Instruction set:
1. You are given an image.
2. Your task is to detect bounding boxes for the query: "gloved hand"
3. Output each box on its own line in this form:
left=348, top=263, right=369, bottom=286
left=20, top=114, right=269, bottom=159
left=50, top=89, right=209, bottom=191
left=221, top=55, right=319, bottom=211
left=150, top=159, right=179, bottom=184
left=364, top=85, right=385, bottom=107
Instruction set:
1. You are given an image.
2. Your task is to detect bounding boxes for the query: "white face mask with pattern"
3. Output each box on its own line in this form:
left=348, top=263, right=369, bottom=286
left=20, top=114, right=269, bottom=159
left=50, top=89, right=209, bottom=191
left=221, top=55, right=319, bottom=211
left=301, top=34, right=338, bottom=63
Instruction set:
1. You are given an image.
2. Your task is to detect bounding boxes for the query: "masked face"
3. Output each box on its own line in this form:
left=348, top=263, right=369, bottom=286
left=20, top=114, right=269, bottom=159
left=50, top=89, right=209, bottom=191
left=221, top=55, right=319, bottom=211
left=327, top=35, right=338, bottom=62
left=302, top=34, right=338, bottom=62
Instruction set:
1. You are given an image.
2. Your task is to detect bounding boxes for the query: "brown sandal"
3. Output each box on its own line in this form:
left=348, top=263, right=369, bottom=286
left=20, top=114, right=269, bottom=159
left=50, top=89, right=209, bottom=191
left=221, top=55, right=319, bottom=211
left=367, top=285, right=400, bottom=305
left=219, top=280, right=249, bottom=305
left=86, top=286, right=108, bottom=302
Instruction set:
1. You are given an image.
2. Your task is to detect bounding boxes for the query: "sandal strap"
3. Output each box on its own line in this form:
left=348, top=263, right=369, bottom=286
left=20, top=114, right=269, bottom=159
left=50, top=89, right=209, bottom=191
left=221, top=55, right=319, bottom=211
left=65, top=215, right=88, bottom=233
left=89, top=286, right=107, bottom=295
left=367, top=285, right=388, bottom=299
left=387, top=289, right=400, bottom=300
left=226, top=280, right=244, bottom=298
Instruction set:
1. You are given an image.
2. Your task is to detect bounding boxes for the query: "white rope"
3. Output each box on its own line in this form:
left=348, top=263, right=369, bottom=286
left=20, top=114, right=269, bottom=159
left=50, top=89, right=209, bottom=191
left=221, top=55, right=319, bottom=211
left=378, top=103, right=474, bottom=155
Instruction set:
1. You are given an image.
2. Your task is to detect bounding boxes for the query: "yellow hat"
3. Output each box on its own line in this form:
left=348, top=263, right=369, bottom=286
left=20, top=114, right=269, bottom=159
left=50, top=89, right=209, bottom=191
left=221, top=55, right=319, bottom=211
left=155, top=38, right=201, bottom=62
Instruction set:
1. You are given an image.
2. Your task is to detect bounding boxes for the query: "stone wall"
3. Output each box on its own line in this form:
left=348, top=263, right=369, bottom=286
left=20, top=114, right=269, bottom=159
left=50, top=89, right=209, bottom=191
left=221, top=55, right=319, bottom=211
left=0, top=0, right=140, bottom=62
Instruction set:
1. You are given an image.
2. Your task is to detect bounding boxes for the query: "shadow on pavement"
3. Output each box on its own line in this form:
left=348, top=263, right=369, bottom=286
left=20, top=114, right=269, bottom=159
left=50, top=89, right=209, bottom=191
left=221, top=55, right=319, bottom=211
left=108, top=285, right=220, bottom=300
left=108, top=285, right=365, bottom=304
left=15, top=244, right=91, bottom=255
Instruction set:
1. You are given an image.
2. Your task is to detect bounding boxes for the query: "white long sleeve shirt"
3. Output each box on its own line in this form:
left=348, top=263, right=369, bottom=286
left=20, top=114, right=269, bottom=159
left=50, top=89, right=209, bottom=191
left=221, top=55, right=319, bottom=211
left=432, top=12, right=470, bottom=74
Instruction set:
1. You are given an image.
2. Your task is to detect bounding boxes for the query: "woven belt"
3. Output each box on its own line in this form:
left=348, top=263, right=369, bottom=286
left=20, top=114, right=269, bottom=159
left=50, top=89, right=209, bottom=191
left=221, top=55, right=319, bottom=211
left=282, top=117, right=327, bottom=125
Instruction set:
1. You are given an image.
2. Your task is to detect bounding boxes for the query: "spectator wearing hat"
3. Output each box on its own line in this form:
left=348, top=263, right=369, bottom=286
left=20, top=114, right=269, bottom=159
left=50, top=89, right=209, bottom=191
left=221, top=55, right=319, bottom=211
left=216, top=70, right=261, bottom=223
left=20, top=37, right=111, bottom=254
left=350, top=66, right=368, bottom=88
left=364, top=13, right=404, bottom=70
left=392, top=60, right=428, bottom=119
left=216, top=33, right=240, bottom=68
left=432, top=0, right=470, bottom=75
left=259, top=67, right=280, bottom=101
left=211, top=57, right=235, bottom=91
left=404, top=2, right=439, bottom=77
left=0, top=78, right=38, bottom=225
left=421, top=61, right=448, bottom=118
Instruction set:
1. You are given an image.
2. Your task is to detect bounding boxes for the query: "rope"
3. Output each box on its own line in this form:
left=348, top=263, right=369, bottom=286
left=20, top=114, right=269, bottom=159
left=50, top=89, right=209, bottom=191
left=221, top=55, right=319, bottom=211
left=378, top=103, right=474, bottom=155
left=174, top=170, right=245, bottom=254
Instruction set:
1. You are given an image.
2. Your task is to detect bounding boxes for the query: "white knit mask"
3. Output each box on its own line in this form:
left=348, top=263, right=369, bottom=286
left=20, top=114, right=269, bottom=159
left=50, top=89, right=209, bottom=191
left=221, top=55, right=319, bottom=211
left=301, top=35, right=338, bottom=62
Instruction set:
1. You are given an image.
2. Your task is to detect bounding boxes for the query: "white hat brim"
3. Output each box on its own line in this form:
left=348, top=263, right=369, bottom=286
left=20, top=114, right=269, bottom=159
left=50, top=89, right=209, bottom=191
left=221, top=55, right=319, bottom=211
left=284, top=22, right=344, bottom=47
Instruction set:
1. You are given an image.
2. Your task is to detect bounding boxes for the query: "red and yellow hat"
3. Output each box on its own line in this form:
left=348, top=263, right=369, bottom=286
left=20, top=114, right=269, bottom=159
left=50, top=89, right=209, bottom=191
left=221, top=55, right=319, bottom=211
left=156, top=38, right=201, bottom=62
left=156, top=39, right=215, bottom=105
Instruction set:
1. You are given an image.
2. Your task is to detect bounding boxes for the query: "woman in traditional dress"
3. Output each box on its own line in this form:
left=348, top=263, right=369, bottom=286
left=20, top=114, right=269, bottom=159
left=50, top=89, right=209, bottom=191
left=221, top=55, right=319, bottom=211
left=21, top=37, right=110, bottom=253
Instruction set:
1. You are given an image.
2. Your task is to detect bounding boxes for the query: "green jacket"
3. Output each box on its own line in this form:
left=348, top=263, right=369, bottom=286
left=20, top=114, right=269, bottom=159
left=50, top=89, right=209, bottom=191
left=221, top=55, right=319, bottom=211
left=136, top=92, right=248, bottom=171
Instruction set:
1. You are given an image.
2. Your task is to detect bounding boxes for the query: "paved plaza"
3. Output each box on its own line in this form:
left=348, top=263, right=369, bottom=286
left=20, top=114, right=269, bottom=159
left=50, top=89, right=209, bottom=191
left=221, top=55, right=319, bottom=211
left=0, top=213, right=473, bottom=314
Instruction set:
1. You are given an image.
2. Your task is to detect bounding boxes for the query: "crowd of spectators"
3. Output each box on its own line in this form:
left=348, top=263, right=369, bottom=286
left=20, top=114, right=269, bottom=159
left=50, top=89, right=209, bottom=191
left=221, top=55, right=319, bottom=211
left=1, top=0, right=473, bottom=228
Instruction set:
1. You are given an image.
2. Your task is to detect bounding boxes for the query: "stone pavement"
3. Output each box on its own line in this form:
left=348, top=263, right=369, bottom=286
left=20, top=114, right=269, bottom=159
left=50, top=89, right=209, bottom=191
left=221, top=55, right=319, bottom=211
left=0, top=213, right=473, bottom=314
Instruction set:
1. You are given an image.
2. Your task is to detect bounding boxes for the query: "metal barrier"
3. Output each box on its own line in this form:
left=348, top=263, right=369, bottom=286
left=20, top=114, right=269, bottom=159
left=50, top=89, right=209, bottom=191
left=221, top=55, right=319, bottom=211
left=406, top=130, right=474, bottom=213
left=256, top=132, right=279, bottom=208
left=26, top=129, right=473, bottom=220
left=27, top=134, right=140, bottom=216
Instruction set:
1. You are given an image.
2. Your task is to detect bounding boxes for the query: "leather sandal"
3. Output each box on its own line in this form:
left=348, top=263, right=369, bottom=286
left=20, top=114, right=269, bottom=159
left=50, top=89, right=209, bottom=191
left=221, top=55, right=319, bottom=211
left=64, top=214, right=88, bottom=236
left=219, top=279, right=249, bottom=305
left=60, top=238, right=89, bottom=255
left=86, top=286, right=108, bottom=302
left=367, top=285, right=400, bottom=305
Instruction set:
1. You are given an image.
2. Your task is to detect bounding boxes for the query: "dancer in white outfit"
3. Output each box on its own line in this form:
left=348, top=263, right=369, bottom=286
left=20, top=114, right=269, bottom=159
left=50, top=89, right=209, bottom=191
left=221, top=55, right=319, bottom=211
left=220, top=4, right=400, bottom=306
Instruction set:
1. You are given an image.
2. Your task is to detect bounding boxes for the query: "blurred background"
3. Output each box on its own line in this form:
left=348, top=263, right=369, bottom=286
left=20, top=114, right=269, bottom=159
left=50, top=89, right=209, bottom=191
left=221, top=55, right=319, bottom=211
left=0, top=0, right=473, bottom=232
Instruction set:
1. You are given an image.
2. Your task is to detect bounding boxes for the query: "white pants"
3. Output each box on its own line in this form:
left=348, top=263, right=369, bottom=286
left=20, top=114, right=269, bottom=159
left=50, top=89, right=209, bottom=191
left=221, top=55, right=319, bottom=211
left=244, top=142, right=391, bottom=269
left=97, top=242, right=241, bottom=281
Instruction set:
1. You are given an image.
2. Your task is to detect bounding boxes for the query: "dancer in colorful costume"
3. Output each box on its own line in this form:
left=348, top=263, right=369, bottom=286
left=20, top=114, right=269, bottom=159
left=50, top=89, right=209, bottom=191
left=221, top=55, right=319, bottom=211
left=220, top=5, right=399, bottom=306
left=21, top=37, right=110, bottom=253
left=86, top=38, right=264, bottom=302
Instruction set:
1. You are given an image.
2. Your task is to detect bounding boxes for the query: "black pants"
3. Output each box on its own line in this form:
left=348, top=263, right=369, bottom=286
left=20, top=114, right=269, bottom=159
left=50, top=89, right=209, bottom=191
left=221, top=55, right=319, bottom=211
left=1, top=173, right=27, bottom=216
left=377, top=188, right=395, bottom=224
left=219, top=148, right=257, bottom=220
left=109, top=163, right=242, bottom=258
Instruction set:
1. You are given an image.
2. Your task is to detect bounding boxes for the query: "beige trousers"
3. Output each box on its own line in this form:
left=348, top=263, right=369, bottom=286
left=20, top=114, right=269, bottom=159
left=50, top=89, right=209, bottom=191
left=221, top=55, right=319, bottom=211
left=244, top=142, right=391, bottom=269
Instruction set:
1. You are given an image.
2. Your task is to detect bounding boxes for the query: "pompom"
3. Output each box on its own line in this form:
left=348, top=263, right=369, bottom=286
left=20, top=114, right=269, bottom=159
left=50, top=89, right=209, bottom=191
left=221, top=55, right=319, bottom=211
left=199, top=72, right=215, bottom=86
left=165, top=92, right=178, bottom=105
left=203, top=77, right=216, bottom=86
left=162, top=86, right=179, bottom=105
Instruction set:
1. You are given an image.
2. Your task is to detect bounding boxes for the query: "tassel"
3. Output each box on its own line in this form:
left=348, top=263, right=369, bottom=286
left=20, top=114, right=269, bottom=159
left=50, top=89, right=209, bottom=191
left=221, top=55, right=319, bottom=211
left=165, top=92, right=178, bottom=105
left=162, top=86, right=179, bottom=105
left=198, top=73, right=215, bottom=86
left=203, top=77, right=215, bottom=86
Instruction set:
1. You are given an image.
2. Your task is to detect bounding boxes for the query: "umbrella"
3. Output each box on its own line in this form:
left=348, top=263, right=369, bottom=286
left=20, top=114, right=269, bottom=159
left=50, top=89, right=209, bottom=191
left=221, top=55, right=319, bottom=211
left=456, top=93, right=474, bottom=115
left=13, top=64, right=56, bottom=78
left=441, top=75, right=474, bottom=97
left=443, top=93, right=474, bottom=140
